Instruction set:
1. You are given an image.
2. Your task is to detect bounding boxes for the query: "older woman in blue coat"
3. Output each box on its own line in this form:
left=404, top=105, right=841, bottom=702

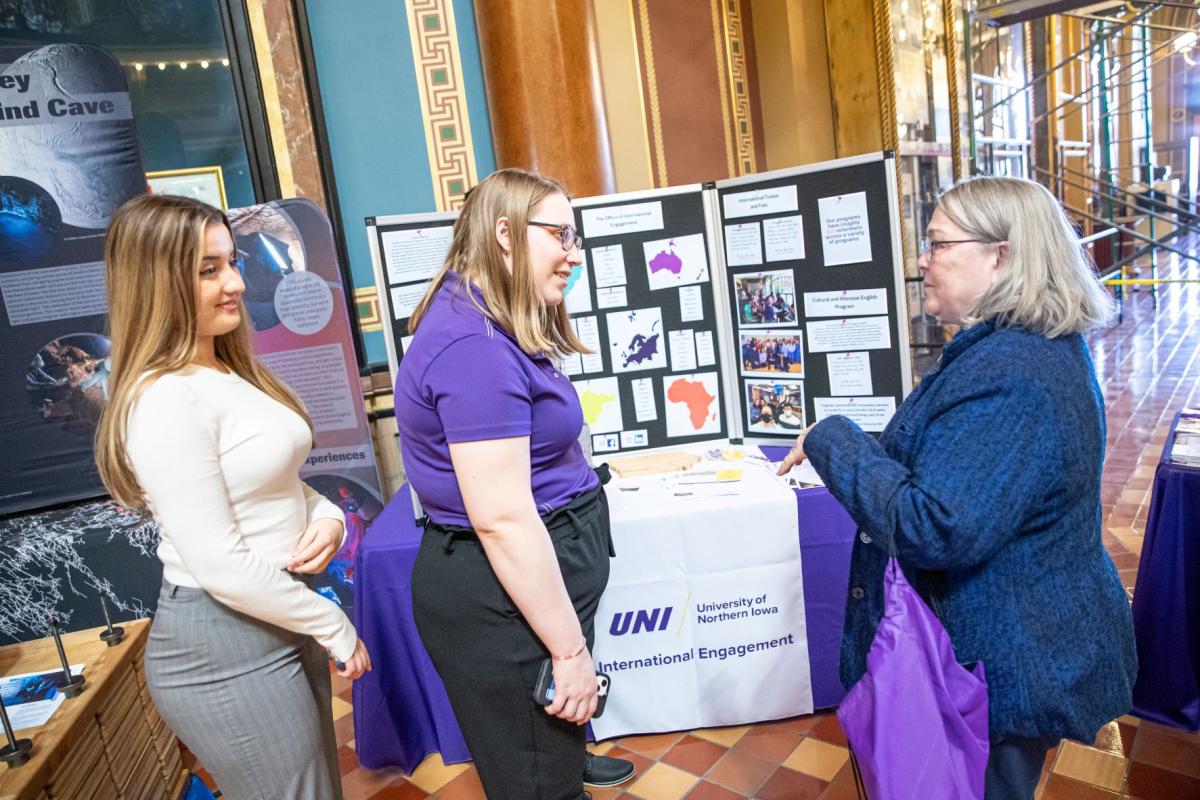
left=778, top=176, right=1136, bottom=800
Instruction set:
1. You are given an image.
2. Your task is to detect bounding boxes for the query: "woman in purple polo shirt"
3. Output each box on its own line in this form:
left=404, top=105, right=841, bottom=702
left=395, top=168, right=634, bottom=799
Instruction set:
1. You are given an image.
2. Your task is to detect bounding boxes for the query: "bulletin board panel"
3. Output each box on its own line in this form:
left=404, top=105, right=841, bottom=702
left=714, top=152, right=912, bottom=444
left=570, top=185, right=731, bottom=455
left=365, top=210, right=457, bottom=384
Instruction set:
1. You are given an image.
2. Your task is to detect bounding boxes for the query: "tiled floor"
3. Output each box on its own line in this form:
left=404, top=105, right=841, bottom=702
left=191, top=262, right=1200, bottom=798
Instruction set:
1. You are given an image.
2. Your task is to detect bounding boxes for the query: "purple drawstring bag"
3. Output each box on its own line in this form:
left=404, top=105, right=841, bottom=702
left=837, top=558, right=990, bottom=799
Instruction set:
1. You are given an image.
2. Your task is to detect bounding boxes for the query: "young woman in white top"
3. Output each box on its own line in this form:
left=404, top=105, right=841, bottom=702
left=95, top=194, right=370, bottom=799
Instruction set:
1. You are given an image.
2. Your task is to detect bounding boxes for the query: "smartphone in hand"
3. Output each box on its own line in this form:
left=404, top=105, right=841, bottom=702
left=533, top=658, right=610, bottom=718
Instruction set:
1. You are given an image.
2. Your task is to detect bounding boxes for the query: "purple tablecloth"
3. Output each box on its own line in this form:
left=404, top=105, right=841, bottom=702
left=1131, top=413, right=1200, bottom=731
left=353, top=468, right=856, bottom=772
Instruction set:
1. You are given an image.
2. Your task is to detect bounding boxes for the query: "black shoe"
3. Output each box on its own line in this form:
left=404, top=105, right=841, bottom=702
left=583, top=752, right=636, bottom=787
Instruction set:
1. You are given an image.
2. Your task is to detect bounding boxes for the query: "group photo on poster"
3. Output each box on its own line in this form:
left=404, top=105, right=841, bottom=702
left=734, top=269, right=798, bottom=327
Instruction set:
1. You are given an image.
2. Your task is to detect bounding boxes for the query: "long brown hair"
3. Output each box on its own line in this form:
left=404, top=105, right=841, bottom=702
left=95, top=194, right=310, bottom=511
left=408, top=168, right=587, bottom=356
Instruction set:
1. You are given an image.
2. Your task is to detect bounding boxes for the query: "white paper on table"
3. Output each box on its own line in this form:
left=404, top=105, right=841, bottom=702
left=818, top=191, right=872, bottom=266
left=781, top=459, right=825, bottom=487
left=803, top=287, right=887, bottom=318
left=2, top=663, right=85, bottom=731
left=627, top=377, right=655, bottom=422
left=380, top=227, right=453, bottom=285
left=608, top=308, right=667, bottom=373
left=806, top=316, right=891, bottom=353
left=582, top=201, right=664, bottom=238
left=724, top=221, right=764, bottom=267
left=827, top=352, right=873, bottom=395
left=573, top=315, right=605, bottom=373
left=763, top=215, right=805, bottom=262
left=695, top=331, right=716, bottom=367
left=813, top=396, right=896, bottom=432
left=564, top=255, right=593, bottom=314
left=722, top=185, right=799, bottom=218
left=668, top=329, right=698, bottom=372
left=679, top=285, right=704, bottom=322
left=643, top=233, right=709, bottom=290
left=591, top=244, right=628, bottom=288
left=389, top=283, right=429, bottom=320
left=597, top=286, right=628, bottom=309
left=662, top=372, right=722, bottom=438
left=575, top=377, right=624, bottom=434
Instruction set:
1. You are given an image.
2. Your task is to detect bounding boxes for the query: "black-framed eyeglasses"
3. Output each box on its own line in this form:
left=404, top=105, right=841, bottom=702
left=919, top=236, right=988, bottom=257
left=528, top=220, right=583, bottom=252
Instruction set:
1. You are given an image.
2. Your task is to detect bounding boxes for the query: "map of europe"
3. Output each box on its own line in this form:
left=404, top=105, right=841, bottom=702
left=667, top=378, right=715, bottom=430
left=622, top=333, right=661, bottom=368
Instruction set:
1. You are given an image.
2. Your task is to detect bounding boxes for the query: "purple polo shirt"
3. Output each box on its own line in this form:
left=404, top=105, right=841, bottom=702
left=395, top=273, right=598, bottom=527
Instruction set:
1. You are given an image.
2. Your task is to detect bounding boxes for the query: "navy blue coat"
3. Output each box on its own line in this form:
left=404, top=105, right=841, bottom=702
left=805, top=320, right=1136, bottom=741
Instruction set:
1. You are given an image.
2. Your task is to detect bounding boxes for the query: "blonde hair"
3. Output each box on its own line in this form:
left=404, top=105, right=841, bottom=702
left=408, top=168, right=587, bottom=356
left=938, top=176, right=1115, bottom=337
left=95, top=194, right=310, bottom=511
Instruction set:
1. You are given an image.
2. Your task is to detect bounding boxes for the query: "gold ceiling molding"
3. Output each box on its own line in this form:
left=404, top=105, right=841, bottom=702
left=405, top=0, right=478, bottom=211
left=710, top=0, right=737, bottom=177
left=719, top=0, right=757, bottom=175
left=635, top=0, right=669, bottom=187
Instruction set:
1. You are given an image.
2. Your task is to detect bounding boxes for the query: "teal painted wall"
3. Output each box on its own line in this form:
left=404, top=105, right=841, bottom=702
left=305, top=0, right=495, bottom=366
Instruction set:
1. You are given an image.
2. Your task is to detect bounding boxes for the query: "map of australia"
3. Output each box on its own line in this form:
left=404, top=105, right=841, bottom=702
left=642, top=233, right=709, bottom=291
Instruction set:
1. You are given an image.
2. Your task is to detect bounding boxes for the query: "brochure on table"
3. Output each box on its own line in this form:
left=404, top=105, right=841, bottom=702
left=367, top=152, right=911, bottom=455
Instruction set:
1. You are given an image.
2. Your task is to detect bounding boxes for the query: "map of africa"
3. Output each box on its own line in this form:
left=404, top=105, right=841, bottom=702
left=648, top=249, right=683, bottom=275
left=667, top=378, right=715, bottom=430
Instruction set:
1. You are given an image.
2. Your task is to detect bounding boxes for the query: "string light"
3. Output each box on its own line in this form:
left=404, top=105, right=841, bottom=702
left=157, top=62, right=166, bottom=70
left=221, top=58, right=230, bottom=67
left=133, top=63, right=143, bottom=71
left=178, top=61, right=187, bottom=70
left=200, top=60, right=210, bottom=69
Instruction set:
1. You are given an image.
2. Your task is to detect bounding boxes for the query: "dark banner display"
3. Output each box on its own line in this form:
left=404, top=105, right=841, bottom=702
left=0, top=43, right=145, bottom=515
left=230, top=199, right=383, bottom=612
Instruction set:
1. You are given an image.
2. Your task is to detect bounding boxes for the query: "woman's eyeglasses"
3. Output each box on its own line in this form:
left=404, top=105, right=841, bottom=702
left=918, top=236, right=988, bottom=257
left=528, top=221, right=583, bottom=252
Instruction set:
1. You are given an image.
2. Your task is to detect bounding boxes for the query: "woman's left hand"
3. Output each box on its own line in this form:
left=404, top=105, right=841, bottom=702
left=288, top=518, right=344, bottom=574
left=776, top=423, right=818, bottom=475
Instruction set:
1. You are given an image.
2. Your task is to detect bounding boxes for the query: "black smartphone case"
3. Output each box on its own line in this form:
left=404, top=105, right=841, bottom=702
left=532, top=659, right=610, bottom=718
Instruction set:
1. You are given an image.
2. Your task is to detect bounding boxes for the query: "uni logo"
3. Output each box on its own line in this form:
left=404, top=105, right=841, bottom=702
left=609, top=606, right=673, bottom=636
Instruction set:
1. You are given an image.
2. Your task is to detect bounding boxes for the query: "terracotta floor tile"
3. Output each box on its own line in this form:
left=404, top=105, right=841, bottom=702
left=618, top=732, right=686, bottom=760
left=1038, top=773, right=1120, bottom=799
left=730, top=728, right=802, bottom=763
left=341, top=767, right=412, bottom=799
left=1124, top=760, right=1200, bottom=799
left=660, top=735, right=728, bottom=777
left=332, top=695, right=354, bottom=721
left=339, top=744, right=360, bottom=776
left=406, top=753, right=470, bottom=794
left=691, top=725, right=750, bottom=748
left=754, top=766, right=827, bottom=800
left=704, top=748, right=777, bottom=795
left=1131, top=721, right=1200, bottom=779
left=808, top=714, right=849, bottom=747
left=783, top=737, right=850, bottom=781
left=587, top=786, right=630, bottom=800
left=626, top=762, right=700, bottom=800
left=590, top=741, right=617, bottom=756
left=368, top=782, right=430, bottom=800
left=683, top=779, right=747, bottom=799
left=429, top=768, right=485, bottom=800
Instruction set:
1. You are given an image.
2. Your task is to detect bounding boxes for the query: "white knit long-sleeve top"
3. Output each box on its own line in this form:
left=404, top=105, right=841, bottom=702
left=125, top=365, right=357, bottom=661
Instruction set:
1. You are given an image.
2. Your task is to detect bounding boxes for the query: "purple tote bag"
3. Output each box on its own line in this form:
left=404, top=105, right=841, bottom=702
left=837, top=558, right=990, bottom=799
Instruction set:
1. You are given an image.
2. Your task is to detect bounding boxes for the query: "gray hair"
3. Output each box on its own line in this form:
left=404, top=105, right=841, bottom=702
left=938, top=176, right=1116, bottom=337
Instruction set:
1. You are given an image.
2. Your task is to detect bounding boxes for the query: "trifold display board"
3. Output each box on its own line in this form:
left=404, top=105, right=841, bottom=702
left=366, top=152, right=911, bottom=454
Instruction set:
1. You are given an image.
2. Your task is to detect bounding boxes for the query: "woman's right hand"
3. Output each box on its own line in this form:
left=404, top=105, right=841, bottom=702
left=338, top=638, right=372, bottom=680
left=545, top=647, right=599, bottom=725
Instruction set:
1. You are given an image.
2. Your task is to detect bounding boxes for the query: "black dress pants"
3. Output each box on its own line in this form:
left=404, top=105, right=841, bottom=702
left=412, top=486, right=613, bottom=800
